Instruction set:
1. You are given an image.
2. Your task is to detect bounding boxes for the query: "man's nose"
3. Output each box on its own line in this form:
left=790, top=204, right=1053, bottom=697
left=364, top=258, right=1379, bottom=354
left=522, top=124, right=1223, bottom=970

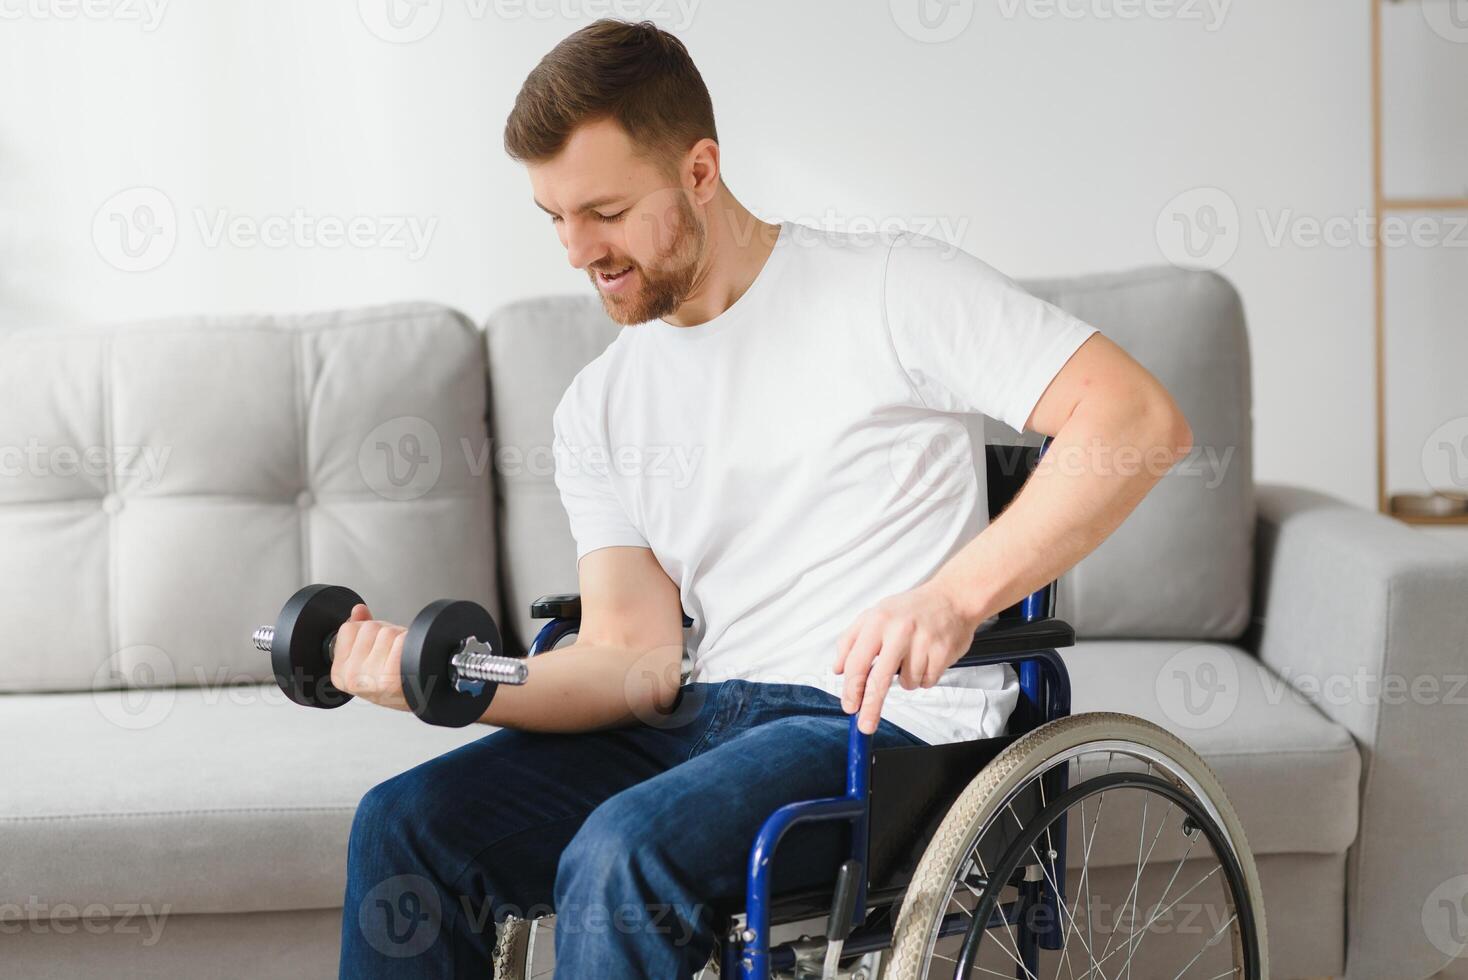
left=564, top=220, right=613, bottom=271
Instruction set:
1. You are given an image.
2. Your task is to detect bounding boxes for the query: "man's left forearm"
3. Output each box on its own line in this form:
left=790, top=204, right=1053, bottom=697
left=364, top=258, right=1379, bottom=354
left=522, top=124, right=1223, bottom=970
left=928, top=388, right=1193, bottom=626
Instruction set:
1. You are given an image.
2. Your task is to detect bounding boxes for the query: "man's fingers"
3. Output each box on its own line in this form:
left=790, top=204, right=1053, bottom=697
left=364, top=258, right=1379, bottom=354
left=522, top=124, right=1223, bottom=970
left=840, top=621, right=882, bottom=712
left=899, top=642, right=925, bottom=691
left=349, top=604, right=372, bottom=622
left=363, top=625, right=398, bottom=690
left=858, top=651, right=901, bottom=735
left=833, top=616, right=864, bottom=675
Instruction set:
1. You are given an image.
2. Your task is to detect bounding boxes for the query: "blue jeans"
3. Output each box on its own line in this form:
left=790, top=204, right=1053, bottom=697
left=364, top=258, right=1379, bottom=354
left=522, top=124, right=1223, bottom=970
left=338, top=679, right=924, bottom=979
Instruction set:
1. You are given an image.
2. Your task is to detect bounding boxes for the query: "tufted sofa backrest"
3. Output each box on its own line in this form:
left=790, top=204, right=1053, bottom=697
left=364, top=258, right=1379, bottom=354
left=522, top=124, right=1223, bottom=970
left=0, top=303, right=499, bottom=692
left=485, top=266, right=1254, bottom=648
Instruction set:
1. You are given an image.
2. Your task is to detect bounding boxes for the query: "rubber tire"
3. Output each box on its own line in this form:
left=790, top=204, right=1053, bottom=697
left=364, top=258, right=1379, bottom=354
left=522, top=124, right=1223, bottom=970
left=883, top=711, right=1268, bottom=980
left=493, top=916, right=533, bottom=979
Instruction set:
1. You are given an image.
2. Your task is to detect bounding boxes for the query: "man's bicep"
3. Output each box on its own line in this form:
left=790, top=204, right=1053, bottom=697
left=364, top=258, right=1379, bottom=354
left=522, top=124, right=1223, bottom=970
left=1024, top=333, right=1162, bottom=436
left=575, top=546, right=685, bottom=654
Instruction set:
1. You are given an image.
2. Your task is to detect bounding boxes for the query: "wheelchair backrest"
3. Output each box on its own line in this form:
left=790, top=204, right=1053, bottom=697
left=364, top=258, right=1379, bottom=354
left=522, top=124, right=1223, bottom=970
left=984, top=442, right=1056, bottom=622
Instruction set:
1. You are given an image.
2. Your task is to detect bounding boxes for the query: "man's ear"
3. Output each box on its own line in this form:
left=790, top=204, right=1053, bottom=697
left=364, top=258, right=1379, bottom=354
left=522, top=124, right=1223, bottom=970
left=685, top=138, right=721, bottom=206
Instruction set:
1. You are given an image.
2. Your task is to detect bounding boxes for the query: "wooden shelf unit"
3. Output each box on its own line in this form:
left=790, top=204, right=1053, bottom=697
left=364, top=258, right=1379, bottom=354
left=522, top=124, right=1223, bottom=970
left=1370, top=0, right=1468, bottom=526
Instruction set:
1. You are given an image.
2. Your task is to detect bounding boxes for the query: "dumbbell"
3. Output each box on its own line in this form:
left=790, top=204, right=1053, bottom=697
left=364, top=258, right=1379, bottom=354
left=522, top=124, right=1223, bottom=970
left=252, top=584, right=529, bottom=727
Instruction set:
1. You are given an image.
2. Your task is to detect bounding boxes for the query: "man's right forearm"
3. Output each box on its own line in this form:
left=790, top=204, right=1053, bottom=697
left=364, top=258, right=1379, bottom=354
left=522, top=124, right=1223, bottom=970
left=476, top=638, right=683, bottom=732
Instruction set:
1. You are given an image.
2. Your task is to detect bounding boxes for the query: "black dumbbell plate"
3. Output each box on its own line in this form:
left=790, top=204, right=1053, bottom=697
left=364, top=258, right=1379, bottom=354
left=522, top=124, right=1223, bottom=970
left=272, top=583, right=362, bottom=709
left=402, top=599, right=501, bottom=728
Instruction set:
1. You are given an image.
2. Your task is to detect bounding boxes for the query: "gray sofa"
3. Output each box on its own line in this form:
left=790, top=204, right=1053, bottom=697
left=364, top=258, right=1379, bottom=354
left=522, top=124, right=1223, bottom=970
left=2, top=269, right=1465, bottom=979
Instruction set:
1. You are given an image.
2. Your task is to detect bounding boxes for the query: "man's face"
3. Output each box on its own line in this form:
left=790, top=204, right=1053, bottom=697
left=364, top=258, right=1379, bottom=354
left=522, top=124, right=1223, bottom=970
left=529, top=118, right=705, bottom=325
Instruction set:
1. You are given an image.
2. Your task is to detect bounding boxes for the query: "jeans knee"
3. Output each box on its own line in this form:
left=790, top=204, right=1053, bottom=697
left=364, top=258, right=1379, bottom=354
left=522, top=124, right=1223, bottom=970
left=349, top=770, right=433, bottom=864
left=555, top=804, right=650, bottom=899
left=553, top=804, right=713, bottom=968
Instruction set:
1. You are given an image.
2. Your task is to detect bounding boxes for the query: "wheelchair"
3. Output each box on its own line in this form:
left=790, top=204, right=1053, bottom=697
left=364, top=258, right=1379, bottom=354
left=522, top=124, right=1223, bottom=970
left=494, top=442, right=1268, bottom=979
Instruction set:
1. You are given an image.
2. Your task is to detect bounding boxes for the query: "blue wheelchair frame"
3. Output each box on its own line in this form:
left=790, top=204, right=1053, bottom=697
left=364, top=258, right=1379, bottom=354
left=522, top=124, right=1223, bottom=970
left=526, top=442, right=1075, bottom=979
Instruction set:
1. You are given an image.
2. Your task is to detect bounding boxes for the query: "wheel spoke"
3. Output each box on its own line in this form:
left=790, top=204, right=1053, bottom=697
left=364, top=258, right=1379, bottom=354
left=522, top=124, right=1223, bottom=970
left=966, top=844, right=1040, bottom=980
left=1052, top=776, right=1109, bottom=980
left=1095, top=797, right=1172, bottom=969
left=1167, top=913, right=1237, bottom=979
left=1115, top=820, right=1201, bottom=974
left=910, top=742, right=1253, bottom=980
left=1086, top=866, right=1224, bottom=977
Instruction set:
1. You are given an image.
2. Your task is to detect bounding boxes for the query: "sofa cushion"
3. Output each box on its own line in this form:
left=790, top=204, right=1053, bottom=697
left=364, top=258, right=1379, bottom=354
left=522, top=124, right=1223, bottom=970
left=1024, top=269, right=1254, bottom=639
left=0, top=303, right=499, bottom=691
left=0, top=687, right=486, bottom=915
left=484, top=296, right=619, bottom=651
left=484, top=265, right=1253, bottom=650
left=1066, top=639, right=1361, bottom=860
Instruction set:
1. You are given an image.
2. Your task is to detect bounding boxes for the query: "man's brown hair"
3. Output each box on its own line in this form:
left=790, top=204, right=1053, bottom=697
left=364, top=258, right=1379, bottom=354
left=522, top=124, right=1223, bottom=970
left=504, top=19, right=717, bottom=166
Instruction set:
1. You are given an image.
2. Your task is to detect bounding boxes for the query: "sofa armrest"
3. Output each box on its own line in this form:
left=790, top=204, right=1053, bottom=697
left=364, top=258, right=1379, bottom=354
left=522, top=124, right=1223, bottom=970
left=1252, top=484, right=1468, bottom=979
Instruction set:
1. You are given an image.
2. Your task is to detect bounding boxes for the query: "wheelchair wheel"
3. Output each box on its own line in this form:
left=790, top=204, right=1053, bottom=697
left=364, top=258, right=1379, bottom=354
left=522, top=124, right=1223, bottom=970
left=885, top=712, right=1267, bottom=980
left=493, top=915, right=538, bottom=979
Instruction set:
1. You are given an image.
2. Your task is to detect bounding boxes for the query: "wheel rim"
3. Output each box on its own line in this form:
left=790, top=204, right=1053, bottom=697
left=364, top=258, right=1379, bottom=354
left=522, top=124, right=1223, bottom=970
left=917, top=744, right=1262, bottom=980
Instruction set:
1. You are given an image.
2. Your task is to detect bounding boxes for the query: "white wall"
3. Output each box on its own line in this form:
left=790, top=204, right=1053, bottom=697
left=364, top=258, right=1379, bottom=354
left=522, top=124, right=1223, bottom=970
left=1, top=0, right=1464, bottom=511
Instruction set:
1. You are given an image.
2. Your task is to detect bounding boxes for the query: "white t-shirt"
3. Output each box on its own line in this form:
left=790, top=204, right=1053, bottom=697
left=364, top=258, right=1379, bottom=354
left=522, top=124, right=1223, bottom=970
left=551, top=223, right=1097, bottom=745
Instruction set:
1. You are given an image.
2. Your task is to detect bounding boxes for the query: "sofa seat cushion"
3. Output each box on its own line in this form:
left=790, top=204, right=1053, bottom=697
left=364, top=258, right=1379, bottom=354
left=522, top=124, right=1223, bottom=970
left=1065, top=640, right=1361, bottom=858
left=0, top=687, right=485, bottom=916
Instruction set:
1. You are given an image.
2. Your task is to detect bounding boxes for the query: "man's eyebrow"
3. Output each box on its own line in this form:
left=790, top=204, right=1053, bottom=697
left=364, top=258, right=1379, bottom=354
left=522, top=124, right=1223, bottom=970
left=533, top=196, right=626, bottom=217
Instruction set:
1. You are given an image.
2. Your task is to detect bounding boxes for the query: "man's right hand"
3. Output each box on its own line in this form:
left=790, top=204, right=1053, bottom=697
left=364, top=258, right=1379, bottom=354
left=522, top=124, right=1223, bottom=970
left=330, top=604, right=411, bottom=713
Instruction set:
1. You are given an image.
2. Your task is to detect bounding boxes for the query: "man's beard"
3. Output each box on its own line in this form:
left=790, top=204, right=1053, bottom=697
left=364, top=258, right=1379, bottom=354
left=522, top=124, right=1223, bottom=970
left=590, top=196, right=704, bottom=326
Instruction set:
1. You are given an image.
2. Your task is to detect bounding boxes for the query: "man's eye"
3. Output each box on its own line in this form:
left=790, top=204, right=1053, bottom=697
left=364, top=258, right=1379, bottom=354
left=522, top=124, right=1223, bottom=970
left=549, top=215, right=563, bottom=225
left=595, top=210, right=627, bottom=223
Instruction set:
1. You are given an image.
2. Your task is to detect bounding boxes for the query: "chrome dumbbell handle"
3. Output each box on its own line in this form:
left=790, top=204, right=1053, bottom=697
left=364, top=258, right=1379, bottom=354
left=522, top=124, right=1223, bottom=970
left=451, top=638, right=529, bottom=685
left=252, top=625, right=338, bottom=660
left=252, top=625, right=525, bottom=686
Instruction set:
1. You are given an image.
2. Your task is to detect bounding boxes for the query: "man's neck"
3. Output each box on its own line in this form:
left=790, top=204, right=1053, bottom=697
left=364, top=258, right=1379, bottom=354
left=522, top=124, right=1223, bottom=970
left=662, top=190, right=781, bottom=328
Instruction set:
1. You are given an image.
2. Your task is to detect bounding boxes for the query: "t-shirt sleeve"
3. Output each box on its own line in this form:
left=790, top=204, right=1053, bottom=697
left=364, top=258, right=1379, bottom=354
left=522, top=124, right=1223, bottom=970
left=882, top=232, right=1099, bottom=432
left=551, top=376, right=650, bottom=562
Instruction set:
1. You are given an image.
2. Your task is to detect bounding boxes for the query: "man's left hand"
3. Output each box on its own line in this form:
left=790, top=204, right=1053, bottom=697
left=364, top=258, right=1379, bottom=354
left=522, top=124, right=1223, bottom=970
left=833, top=581, right=982, bottom=735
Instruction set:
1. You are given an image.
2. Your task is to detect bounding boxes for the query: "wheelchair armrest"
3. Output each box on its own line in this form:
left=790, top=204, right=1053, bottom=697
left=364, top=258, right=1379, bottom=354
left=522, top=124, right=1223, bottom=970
left=531, top=593, right=582, bottom=620
left=952, top=617, right=1075, bottom=668
left=530, top=593, right=694, bottom=628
